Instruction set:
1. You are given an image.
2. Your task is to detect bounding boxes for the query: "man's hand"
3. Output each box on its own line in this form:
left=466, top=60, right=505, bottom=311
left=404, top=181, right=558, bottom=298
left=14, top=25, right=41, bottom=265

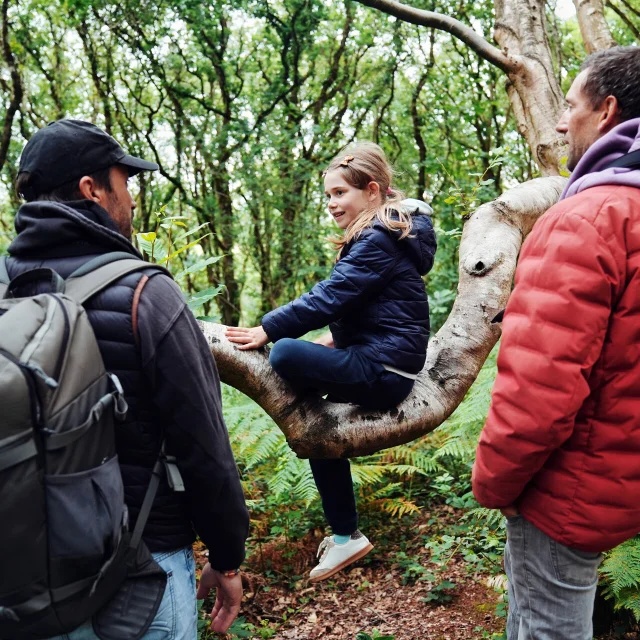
left=313, top=331, right=334, bottom=348
left=500, top=505, right=519, bottom=518
left=196, top=563, right=243, bottom=634
left=225, top=326, right=269, bottom=350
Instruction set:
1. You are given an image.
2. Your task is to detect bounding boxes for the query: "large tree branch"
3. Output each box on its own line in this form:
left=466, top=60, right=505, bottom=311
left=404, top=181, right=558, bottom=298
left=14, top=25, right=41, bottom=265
left=355, top=0, right=518, bottom=73
left=202, top=176, right=567, bottom=459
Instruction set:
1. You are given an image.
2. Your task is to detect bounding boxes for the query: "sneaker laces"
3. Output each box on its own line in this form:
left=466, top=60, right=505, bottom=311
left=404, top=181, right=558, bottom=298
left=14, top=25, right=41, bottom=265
left=316, top=536, right=333, bottom=561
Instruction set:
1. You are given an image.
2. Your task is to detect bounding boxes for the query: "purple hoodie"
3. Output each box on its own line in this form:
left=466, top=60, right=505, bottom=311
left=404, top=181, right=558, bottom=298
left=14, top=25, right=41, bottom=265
left=561, top=117, right=640, bottom=200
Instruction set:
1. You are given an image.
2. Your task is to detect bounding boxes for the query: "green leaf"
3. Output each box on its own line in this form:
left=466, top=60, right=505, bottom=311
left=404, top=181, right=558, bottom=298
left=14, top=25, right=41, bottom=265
left=175, top=222, right=211, bottom=243
left=175, top=255, right=224, bottom=279
left=137, top=232, right=157, bottom=243
left=160, top=234, right=211, bottom=265
left=196, top=314, right=222, bottom=322
left=444, top=196, right=457, bottom=204
left=186, top=284, right=225, bottom=310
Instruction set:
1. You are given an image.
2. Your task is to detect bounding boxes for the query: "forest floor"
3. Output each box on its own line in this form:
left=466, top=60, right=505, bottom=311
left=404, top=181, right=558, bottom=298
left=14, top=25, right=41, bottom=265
left=195, top=504, right=639, bottom=640
left=194, top=504, right=493, bottom=639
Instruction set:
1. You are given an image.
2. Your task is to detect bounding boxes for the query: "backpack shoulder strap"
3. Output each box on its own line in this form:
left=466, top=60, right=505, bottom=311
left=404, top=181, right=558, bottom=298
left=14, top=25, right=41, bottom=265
left=64, top=254, right=170, bottom=305
left=606, top=149, right=640, bottom=170
left=0, top=257, right=9, bottom=299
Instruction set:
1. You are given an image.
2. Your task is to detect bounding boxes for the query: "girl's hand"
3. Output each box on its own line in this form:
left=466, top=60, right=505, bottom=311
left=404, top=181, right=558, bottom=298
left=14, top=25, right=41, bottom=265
left=225, top=326, right=270, bottom=350
left=313, top=331, right=334, bottom=348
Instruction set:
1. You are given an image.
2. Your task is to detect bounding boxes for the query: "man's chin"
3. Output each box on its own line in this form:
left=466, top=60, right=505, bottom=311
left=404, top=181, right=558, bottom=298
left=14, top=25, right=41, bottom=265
left=566, top=153, right=579, bottom=173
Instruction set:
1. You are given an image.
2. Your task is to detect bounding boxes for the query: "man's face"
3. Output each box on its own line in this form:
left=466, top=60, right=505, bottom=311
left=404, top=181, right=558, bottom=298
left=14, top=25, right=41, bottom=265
left=556, top=70, right=606, bottom=172
left=105, top=165, right=136, bottom=239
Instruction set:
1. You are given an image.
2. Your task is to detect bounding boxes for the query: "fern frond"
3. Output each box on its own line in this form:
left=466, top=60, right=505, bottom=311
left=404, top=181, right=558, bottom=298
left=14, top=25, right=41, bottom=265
left=601, top=537, right=640, bottom=598
left=373, top=497, right=422, bottom=518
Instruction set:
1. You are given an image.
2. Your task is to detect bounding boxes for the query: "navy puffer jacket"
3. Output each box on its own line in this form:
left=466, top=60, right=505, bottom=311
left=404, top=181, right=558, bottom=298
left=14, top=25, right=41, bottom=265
left=262, top=202, right=437, bottom=374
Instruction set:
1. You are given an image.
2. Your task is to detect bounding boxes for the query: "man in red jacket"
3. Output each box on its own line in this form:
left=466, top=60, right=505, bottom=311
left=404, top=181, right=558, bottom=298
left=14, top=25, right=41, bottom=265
left=473, top=46, right=640, bottom=640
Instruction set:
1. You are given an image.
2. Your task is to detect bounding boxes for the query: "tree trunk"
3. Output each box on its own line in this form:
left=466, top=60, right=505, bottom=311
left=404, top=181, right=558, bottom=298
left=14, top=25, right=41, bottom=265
left=202, top=176, right=567, bottom=458
left=493, top=0, right=568, bottom=175
left=0, top=0, right=23, bottom=173
left=573, top=0, right=617, bottom=53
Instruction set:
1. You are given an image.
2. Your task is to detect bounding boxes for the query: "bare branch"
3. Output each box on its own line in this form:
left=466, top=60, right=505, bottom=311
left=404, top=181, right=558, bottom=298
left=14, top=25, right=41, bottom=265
left=606, top=0, right=640, bottom=40
left=355, top=0, right=518, bottom=73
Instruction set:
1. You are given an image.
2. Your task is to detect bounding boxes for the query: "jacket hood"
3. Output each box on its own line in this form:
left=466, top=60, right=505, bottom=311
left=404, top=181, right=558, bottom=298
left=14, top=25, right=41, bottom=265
left=561, top=117, right=640, bottom=200
left=9, top=199, right=142, bottom=259
left=396, top=199, right=436, bottom=276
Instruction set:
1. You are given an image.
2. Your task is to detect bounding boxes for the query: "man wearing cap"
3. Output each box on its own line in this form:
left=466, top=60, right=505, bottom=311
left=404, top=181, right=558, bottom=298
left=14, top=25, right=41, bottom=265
left=8, top=119, right=250, bottom=639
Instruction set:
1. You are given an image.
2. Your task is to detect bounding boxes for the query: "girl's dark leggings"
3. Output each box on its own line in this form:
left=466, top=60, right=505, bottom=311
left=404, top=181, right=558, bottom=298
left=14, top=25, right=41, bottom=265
left=269, top=338, right=414, bottom=535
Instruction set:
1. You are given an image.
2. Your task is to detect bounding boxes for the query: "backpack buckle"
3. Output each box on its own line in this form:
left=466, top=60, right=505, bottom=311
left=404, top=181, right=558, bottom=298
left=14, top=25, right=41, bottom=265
left=163, top=455, right=185, bottom=492
left=107, top=373, right=128, bottom=421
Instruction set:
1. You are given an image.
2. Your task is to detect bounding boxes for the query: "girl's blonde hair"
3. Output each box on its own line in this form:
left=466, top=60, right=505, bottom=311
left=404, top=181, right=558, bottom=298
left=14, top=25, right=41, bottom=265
left=324, top=142, right=411, bottom=257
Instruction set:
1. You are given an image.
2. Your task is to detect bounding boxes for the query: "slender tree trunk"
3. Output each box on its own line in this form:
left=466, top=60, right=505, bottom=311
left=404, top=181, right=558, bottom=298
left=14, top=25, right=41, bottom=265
left=202, top=176, right=567, bottom=458
left=573, top=0, right=617, bottom=53
left=212, top=170, right=241, bottom=325
left=0, top=0, right=22, bottom=173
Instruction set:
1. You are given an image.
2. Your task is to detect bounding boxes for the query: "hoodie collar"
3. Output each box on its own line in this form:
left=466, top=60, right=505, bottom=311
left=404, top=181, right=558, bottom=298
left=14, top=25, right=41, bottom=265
left=9, top=199, right=143, bottom=259
left=561, top=117, right=640, bottom=200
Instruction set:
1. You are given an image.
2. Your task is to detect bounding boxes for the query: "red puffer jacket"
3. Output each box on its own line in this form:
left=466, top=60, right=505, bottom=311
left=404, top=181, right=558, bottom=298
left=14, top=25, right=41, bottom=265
left=473, top=185, right=640, bottom=553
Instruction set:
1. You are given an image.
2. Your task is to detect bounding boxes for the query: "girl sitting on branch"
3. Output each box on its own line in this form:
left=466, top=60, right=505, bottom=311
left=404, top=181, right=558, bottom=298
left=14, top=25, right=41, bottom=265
left=226, top=142, right=436, bottom=582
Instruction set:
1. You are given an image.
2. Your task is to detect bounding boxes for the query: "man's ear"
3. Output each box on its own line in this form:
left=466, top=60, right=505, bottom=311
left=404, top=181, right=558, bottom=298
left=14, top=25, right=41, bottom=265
left=78, top=175, right=110, bottom=204
left=78, top=176, right=100, bottom=202
left=598, top=95, right=621, bottom=134
left=367, top=181, right=380, bottom=201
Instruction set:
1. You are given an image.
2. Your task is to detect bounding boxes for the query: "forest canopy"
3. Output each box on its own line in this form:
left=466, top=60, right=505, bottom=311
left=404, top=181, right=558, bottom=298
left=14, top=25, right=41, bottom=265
left=3, top=0, right=633, bottom=329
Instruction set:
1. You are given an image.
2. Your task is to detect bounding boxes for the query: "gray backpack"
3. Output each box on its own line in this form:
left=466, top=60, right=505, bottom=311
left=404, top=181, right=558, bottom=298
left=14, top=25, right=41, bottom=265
left=0, top=254, right=173, bottom=640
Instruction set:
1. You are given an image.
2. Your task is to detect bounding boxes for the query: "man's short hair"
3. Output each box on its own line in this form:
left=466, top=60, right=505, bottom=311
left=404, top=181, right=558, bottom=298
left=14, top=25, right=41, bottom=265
left=581, top=46, right=640, bottom=122
left=16, top=168, right=113, bottom=204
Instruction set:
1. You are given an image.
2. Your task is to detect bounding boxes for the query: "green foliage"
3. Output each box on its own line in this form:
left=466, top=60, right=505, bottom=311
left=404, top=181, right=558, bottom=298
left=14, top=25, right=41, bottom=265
left=601, top=537, right=640, bottom=621
left=136, top=206, right=224, bottom=317
left=356, top=630, right=396, bottom=640
left=421, top=579, right=456, bottom=604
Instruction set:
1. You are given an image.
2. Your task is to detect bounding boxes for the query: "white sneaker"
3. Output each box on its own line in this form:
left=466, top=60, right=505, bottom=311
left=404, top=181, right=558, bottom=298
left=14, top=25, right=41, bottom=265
left=309, top=531, right=374, bottom=583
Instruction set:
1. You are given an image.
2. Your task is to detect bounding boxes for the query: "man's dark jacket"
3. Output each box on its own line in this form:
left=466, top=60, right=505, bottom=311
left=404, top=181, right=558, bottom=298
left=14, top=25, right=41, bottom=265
left=6, top=199, right=249, bottom=570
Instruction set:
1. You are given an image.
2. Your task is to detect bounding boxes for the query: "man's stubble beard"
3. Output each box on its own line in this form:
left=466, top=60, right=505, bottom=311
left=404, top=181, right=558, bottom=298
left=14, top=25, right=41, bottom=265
left=106, top=192, right=133, bottom=240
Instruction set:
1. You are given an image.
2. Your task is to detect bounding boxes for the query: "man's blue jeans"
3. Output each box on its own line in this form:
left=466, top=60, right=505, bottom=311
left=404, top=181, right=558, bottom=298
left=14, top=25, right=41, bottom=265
left=505, top=515, right=603, bottom=640
left=48, top=547, right=197, bottom=640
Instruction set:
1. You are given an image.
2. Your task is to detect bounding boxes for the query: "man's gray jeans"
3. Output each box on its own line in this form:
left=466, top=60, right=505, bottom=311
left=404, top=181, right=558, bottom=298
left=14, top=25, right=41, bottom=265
left=505, top=515, right=603, bottom=640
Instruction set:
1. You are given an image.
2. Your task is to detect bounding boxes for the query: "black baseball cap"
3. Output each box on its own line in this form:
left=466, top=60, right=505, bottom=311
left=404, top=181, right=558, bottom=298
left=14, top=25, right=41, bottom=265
left=18, top=119, right=159, bottom=195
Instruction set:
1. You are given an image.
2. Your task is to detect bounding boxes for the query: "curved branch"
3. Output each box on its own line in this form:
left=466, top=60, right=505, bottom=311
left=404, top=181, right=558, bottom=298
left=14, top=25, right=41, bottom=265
left=203, top=176, right=568, bottom=459
left=354, top=0, right=518, bottom=74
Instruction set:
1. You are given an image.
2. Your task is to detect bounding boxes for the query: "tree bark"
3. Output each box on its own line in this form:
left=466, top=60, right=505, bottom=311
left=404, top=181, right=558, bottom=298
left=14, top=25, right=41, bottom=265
left=0, top=0, right=23, bottom=173
left=573, top=0, right=617, bottom=53
left=355, top=0, right=569, bottom=175
left=493, top=0, right=568, bottom=175
left=202, top=176, right=567, bottom=459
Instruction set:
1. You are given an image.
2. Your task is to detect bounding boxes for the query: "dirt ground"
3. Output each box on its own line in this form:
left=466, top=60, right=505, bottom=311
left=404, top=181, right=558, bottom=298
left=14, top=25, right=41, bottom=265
left=195, top=506, right=639, bottom=640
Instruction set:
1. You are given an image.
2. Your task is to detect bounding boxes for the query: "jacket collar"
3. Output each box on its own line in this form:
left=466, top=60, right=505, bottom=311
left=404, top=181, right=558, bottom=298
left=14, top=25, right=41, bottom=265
left=561, top=117, right=640, bottom=200
left=9, top=199, right=143, bottom=259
